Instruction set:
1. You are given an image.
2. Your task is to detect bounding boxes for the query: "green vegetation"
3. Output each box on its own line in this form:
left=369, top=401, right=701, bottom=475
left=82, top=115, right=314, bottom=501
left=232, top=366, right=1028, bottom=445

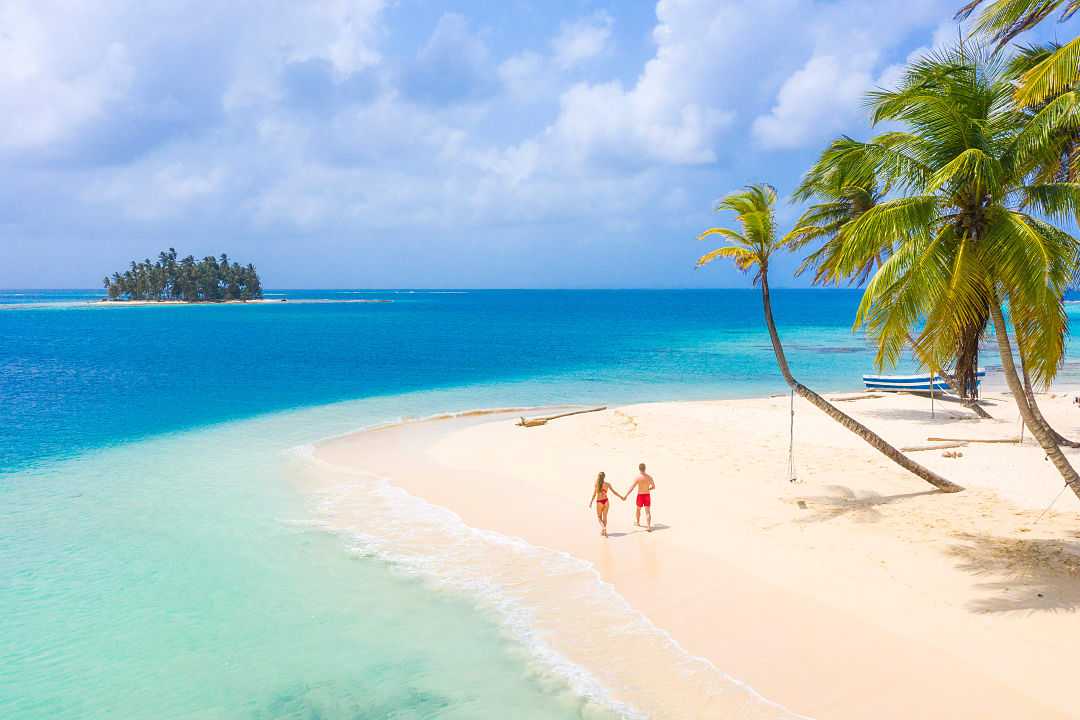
left=697, top=185, right=962, bottom=492
left=103, top=249, right=263, bottom=302
left=958, top=1, right=1080, bottom=106
left=798, top=48, right=1080, bottom=406
left=697, top=16, right=1080, bottom=499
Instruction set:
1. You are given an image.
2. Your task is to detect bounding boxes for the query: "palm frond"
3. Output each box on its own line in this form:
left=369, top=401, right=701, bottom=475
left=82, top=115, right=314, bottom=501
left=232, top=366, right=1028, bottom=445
left=696, top=246, right=758, bottom=271
left=957, top=0, right=1080, bottom=50
left=1009, top=90, right=1080, bottom=172
left=926, top=148, right=1003, bottom=196
left=698, top=227, right=748, bottom=246
left=1016, top=35, right=1080, bottom=107
left=1019, top=182, right=1080, bottom=222
left=697, top=183, right=779, bottom=284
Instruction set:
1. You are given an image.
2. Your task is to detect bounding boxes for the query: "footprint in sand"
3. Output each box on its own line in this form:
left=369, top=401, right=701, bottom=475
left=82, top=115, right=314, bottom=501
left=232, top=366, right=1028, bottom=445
left=612, top=410, right=638, bottom=433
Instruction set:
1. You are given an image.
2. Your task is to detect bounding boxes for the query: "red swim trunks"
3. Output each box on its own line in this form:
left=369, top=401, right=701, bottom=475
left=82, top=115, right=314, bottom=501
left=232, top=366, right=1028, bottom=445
left=636, top=493, right=651, bottom=508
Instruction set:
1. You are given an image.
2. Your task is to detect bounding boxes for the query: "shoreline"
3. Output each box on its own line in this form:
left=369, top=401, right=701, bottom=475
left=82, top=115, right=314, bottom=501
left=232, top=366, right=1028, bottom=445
left=297, top=389, right=1080, bottom=719
left=293, top=411, right=805, bottom=720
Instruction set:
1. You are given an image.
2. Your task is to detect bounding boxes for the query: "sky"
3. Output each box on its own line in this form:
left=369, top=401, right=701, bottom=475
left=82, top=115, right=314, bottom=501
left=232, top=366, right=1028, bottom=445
left=0, top=0, right=1071, bottom=288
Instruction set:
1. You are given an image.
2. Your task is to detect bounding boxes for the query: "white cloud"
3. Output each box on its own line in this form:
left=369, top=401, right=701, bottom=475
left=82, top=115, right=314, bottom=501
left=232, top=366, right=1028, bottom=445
left=551, top=12, right=613, bottom=70
left=542, top=0, right=766, bottom=166
left=499, top=12, right=614, bottom=104
left=284, top=0, right=385, bottom=77
left=2, top=0, right=972, bottom=288
left=0, top=3, right=135, bottom=152
left=539, top=0, right=944, bottom=165
left=88, top=160, right=227, bottom=221
left=498, top=51, right=551, bottom=102
left=0, top=1, right=387, bottom=156
left=404, top=13, right=494, bottom=103
left=752, top=53, right=877, bottom=149
left=749, top=0, right=948, bottom=150
left=547, top=80, right=732, bottom=166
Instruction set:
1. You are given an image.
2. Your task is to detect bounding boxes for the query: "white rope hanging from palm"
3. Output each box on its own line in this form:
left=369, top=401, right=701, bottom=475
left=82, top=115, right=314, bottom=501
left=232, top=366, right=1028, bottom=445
left=788, top=389, right=799, bottom=483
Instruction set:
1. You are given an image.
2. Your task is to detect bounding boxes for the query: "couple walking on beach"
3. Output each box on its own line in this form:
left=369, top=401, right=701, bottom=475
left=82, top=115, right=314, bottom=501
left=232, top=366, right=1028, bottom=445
left=588, top=463, right=655, bottom=537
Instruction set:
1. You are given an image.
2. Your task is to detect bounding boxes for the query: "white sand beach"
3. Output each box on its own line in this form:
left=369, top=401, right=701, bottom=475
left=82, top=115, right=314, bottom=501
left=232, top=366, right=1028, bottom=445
left=302, top=388, right=1080, bottom=719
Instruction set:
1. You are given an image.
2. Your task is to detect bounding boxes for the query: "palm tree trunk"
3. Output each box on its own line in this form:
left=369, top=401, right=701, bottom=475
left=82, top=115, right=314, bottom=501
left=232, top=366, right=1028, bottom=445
left=1018, top=343, right=1080, bottom=448
left=945, top=370, right=994, bottom=418
left=941, top=313, right=992, bottom=418
left=952, top=315, right=986, bottom=400
left=903, top=330, right=991, bottom=419
left=989, top=300, right=1080, bottom=501
left=759, top=268, right=963, bottom=492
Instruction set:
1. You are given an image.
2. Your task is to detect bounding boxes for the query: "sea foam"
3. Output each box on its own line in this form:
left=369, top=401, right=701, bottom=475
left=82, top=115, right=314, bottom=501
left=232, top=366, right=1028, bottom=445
left=291, top=447, right=811, bottom=720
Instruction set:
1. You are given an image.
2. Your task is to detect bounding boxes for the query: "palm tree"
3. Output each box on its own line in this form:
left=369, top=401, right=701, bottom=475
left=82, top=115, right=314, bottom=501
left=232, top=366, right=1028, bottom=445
left=827, top=47, right=1080, bottom=500
left=1001, top=44, right=1080, bottom=445
left=787, top=161, right=992, bottom=417
left=1008, top=43, right=1080, bottom=184
left=957, top=0, right=1080, bottom=106
left=697, top=184, right=963, bottom=492
left=944, top=41, right=1080, bottom=441
left=787, top=174, right=886, bottom=287
left=957, top=1, right=1080, bottom=48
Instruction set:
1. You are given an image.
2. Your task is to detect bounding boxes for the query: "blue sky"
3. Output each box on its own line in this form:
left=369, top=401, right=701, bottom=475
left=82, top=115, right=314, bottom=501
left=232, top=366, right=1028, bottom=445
left=0, top=0, right=1069, bottom=288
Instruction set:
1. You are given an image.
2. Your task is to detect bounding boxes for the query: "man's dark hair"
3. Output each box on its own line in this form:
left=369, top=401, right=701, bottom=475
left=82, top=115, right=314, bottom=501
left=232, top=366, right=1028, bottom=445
left=639, top=463, right=646, bottom=472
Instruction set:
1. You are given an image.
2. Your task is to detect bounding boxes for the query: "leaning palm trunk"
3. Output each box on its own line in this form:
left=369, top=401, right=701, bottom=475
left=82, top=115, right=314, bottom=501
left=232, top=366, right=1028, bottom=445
left=915, top=346, right=992, bottom=419
left=906, top=329, right=991, bottom=418
left=942, top=368, right=994, bottom=419
left=1019, top=346, right=1080, bottom=448
left=989, top=300, right=1080, bottom=500
left=760, top=268, right=963, bottom=492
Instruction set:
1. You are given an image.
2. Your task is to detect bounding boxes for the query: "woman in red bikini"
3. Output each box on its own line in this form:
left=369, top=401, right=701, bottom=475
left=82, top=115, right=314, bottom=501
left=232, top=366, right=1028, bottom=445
left=588, top=471, right=625, bottom=537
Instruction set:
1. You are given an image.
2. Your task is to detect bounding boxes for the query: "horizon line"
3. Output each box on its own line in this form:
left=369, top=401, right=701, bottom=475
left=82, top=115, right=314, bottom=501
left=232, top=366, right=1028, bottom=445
left=1, top=286, right=869, bottom=292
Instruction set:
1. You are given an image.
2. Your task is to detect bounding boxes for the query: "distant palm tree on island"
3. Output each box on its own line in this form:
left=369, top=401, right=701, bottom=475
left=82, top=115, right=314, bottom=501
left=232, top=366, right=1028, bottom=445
left=696, top=183, right=964, bottom=493
left=103, top=248, right=263, bottom=302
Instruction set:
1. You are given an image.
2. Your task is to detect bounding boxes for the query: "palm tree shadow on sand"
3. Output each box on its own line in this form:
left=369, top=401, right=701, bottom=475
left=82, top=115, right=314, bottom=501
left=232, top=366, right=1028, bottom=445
left=946, top=532, right=1080, bottom=613
left=856, top=404, right=995, bottom=425
left=794, top=485, right=942, bottom=524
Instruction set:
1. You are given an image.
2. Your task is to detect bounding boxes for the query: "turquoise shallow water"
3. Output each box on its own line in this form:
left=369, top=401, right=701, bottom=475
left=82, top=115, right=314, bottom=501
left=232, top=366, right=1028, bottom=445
left=3, top=289, right=1077, bottom=719
left=3, top=389, right=641, bottom=720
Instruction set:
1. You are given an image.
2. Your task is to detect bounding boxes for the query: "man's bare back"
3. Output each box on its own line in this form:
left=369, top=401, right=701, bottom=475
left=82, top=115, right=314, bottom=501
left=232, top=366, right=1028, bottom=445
left=626, top=463, right=655, bottom=531
left=631, top=473, right=654, bottom=495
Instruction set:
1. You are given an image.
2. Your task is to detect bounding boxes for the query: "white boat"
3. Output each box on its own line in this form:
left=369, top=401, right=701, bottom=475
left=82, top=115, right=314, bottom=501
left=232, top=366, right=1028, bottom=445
left=862, top=369, right=985, bottom=393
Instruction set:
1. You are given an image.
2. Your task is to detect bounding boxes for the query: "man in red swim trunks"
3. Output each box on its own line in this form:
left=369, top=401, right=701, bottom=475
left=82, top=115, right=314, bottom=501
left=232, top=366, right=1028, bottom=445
left=625, top=462, right=655, bottom=532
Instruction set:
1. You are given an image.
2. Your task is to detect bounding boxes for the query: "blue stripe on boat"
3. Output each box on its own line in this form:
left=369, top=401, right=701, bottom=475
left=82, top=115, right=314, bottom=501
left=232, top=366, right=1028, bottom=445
left=862, top=369, right=984, bottom=392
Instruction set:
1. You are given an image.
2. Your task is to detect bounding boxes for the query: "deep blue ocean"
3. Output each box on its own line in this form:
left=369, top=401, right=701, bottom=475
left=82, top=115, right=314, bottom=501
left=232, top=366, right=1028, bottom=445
left=2, top=289, right=1074, bottom=720
left=0, top=288, right=893, bottom=473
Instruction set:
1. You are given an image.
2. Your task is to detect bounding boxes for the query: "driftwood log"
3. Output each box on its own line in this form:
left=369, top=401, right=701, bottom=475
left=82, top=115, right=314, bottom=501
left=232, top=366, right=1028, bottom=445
left=926, top=436, right=1022, bottom=444
left=517, top=406, right=607, bottom=428
left=901, top=442, right=968, bottom=452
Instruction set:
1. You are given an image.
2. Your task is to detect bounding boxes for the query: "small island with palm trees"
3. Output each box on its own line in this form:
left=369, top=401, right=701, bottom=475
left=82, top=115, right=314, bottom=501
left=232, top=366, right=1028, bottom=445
left=102, top=249, right=264, bottom=302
